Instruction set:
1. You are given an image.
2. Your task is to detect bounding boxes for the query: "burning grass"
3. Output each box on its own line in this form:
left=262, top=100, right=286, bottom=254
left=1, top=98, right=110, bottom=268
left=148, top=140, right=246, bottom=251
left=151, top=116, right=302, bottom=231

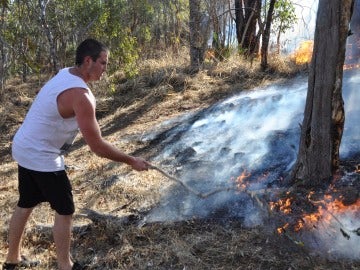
left=0, top=50, right=359, bottom=269
left=267, top=171, right=360, bottom=260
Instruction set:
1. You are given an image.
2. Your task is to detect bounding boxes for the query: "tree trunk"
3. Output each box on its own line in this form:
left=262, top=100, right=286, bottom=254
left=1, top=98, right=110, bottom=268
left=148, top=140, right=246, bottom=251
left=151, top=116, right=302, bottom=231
left=208, top=1, right=223, bottom=61
left=260, top=0, right=276, bottom=70
left=189, top=0, right=207, bottom=73
left=0, top=3, right=8, bottom=94
left=234, top=0, right=245, bottom=47
left=243, top=0, right=261, bottom=56
left=290, top=0, right=354, bottom=187
left=235, top=0, right=260, bottom=56
left=39, top=0, right=58, bottom=73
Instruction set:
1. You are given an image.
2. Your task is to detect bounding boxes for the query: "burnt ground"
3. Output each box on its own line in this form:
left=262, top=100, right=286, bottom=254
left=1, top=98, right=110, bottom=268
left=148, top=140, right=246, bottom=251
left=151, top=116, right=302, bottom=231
left=1, top=55, right=360, bottom=269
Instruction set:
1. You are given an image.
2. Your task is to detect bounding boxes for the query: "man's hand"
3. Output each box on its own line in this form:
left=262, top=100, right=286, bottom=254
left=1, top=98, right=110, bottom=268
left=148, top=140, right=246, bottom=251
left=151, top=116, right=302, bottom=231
left=130, top=157, right=150, bottom=171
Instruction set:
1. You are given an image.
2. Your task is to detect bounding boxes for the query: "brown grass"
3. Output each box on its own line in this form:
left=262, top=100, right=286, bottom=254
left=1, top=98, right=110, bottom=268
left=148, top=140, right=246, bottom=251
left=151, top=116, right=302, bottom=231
left=1, top=51, right=359, bottom=269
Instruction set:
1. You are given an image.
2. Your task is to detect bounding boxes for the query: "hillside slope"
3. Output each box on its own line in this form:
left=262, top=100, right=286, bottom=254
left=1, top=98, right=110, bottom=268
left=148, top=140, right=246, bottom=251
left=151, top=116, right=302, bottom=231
left=1, top=54, right=359, bottom=269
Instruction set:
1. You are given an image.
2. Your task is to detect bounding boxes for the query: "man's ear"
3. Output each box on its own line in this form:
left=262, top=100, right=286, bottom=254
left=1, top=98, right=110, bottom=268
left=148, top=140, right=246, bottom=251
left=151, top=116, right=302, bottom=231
left=83, top=55, right=93, bottom=65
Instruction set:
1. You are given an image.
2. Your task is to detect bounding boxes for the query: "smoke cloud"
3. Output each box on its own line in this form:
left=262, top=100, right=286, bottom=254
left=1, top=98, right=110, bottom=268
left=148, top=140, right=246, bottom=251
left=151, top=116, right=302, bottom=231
left=142, top=71, right=360, bottom=259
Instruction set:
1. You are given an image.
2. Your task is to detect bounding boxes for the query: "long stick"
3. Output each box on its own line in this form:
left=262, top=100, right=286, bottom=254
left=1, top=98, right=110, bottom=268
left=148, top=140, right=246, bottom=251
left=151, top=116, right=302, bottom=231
left=149, top=164, right=240, bottom=199
left=147, top=149, right=275, bottom=197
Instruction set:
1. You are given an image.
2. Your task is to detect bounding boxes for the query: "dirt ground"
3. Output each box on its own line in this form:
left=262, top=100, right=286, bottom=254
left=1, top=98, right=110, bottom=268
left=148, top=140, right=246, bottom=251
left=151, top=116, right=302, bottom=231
left=1, top=54, right=360, bottom=269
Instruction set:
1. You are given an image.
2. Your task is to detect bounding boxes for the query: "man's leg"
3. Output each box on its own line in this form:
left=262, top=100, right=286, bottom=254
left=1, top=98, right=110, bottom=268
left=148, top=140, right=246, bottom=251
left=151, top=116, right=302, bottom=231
left=53, top=213, right=74, bottom=270
left=5, top=206, right=33, bottom=263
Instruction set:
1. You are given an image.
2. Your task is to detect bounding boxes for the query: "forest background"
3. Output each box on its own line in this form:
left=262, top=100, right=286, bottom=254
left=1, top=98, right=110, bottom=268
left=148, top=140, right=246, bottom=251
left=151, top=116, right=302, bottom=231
left=0, top=0, right=303, bottom=88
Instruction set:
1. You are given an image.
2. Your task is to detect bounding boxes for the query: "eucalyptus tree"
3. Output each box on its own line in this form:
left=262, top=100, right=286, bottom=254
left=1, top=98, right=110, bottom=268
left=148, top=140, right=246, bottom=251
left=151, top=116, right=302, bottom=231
left=44, top=0, right=102, bottom=68
left=234, top=0, right=261, bottom=56
left=3, top=0, right=45, bottom=81
left=272, top=0, right=296, bottom=54
left=39, top=0, right=57, bottom=72
left=167, top=0, right=190, bottom=52
left=0, top=0, right=9, bottom=93
left=1, top=0, right=78, bottom=79
left=205, top=0, right=231, bottom=60
left=146, top=0, right=188, bottom=54
left=260, top=0, right=276, bottom=70
left=86, top=0, right=141, bottom=77
left=189, top=0, right=209, bottom=72
left=290, top=0, right=354, bottom=187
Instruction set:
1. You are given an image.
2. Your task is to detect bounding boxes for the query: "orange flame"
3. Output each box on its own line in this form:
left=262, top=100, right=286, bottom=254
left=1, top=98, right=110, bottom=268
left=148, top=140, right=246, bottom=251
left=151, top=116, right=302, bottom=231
left=272, top=193, right=360, bottom=235
left=292, top=40, right=360, bottom=70
left=232, top=170, right=251, bottom=190
left=277, top=223, right=289, bottom=234
left=343, top=63, right=360, bottom=70
left=269, top=192, right=293, bottom=214
left=292, top=40, right=314, bottom=65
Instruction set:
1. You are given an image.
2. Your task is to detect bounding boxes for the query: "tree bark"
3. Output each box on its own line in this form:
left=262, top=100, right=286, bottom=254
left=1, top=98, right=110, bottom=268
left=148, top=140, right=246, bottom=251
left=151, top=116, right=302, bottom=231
left=234, top=0, right=245, bottom=47
left=0, top=2, right=8, bottom=94
left=39, top=0, right=58, bottom=73
left=235, top=0, right=260, bottom=56
left=260, top=0, right=276, bottom=70
left=189, top=0, right=205, bottom=73
left=290, top=0, right=354, bottom=187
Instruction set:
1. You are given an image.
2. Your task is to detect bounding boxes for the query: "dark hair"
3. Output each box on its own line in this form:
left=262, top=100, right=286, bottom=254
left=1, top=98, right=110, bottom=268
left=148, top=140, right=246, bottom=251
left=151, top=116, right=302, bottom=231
left=75, top=39, right=109, bottom=66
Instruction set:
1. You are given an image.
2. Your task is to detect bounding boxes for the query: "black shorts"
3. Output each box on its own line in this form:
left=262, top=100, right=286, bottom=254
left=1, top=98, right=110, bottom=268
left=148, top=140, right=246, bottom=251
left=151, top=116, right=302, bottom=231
left=17, top=165, right=75, bottom=215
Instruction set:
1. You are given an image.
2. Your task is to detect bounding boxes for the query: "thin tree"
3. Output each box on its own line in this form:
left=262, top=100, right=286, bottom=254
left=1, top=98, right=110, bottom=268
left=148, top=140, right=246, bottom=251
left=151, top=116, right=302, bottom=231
left=189, top=0, right=208, bottom=72
left=39, top=0, right=58, bottom=73
left=0, top=0, right=9, bottom=94
left=290, top=0, right=354, bottom=187
left=260, top=0, right=276, bottom=70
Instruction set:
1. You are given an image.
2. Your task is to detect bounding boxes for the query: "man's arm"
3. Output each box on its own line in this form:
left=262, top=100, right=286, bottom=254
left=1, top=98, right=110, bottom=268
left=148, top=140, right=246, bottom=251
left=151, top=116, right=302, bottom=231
left=70, top=88, right=149, bottom=171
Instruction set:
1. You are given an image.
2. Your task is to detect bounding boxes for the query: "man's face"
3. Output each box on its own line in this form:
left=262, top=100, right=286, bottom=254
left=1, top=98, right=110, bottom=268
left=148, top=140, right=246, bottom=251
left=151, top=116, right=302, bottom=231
left=86, top=51, right=109, bottom=81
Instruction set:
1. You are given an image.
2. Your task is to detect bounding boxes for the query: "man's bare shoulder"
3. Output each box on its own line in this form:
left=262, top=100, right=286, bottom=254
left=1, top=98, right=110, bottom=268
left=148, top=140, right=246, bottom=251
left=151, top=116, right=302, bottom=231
left=57, top=87, right=94, bottom=118
left=59, top=87, right=94, bottom=103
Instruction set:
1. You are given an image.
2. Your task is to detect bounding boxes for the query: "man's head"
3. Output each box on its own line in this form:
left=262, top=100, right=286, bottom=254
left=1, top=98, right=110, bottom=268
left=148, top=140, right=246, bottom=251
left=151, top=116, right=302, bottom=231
left=75, top=39, right=109, bottom=66
left=75, top=39, right=109, bottom=82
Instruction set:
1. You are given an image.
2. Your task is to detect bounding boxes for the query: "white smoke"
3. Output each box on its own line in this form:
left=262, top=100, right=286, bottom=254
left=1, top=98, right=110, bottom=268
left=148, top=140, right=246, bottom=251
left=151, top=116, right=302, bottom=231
left=143, top=71, right=360, bottom=259
left=303, top=202, right=360, bottom=260
left=142, top=1, right=360, bottom=258
left=341, top=71, right=360, bottom=157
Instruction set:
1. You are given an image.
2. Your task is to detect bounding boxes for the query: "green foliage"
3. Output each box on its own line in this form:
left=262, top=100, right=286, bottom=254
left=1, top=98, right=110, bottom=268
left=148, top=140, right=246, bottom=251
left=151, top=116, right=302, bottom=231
left=114, top=29, right=140, bottom=78
left=0, top=0, right=8, bottom=9
left=271, top=0, right=297, bottom=34
left=87, top=1, right=141, bottom=78
left=0, top=0, right=192, bottom=84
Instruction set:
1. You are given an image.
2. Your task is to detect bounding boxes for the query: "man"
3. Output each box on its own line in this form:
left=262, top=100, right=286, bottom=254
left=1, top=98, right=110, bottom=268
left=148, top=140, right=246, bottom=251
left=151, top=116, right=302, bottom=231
left=3, top=39, right=149, bottom=270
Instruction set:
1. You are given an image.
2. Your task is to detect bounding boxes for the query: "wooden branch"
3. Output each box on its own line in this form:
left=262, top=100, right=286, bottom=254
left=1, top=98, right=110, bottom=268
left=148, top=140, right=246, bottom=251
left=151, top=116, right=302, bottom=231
left=149, top=164, right=277, bottom=201
left=149, top=164, right=237, bottom=198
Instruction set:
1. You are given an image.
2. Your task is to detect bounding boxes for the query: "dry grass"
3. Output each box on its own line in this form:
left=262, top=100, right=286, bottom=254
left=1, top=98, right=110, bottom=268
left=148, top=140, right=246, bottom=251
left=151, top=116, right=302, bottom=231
left=1, top=51, right=359, bottom=269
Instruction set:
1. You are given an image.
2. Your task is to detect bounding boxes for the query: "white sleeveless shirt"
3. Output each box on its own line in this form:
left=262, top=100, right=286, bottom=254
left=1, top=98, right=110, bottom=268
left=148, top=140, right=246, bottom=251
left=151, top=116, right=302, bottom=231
left=12, top=68, right=93, bottom=172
